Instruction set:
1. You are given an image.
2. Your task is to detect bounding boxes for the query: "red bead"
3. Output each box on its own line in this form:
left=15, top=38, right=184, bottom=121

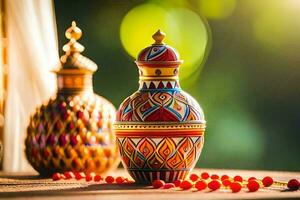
left=287, top=179, right=300, bottom=191
left=221, top=175, right=230, bottom=181
left=189, top=173, right=199, bottom=182
left=201, top=172, right=210, bottom=180
left=262, top=176, right=273, bottom=187
left=152, top=180, right=165, bottom=189
left=248, top=177, right=257, bottom=181
left=247, top=180, right=260, bottom=192
left=208, top=180, right=221, bottom=191
left=230, top=182, right=242, bottom=193
left=233, top=175, right=243, bottom=182
left=211, top=174, right=219, bottom=180
left=60, top=174, right=66, bottom=179
left=180, top=180, right=193, bottom=190
left=222, top=179, right=231, bottom=187
left=85, top=173, right=93, bottom=182
left=105, top=176, right=115, bottom=184
left=74, top=172, right=85, bottom=180
left=195, top=180, right=207, bottom=191
left=116, top=176, right=125, bottom=184
left=73, top=172, right=79, bottom=179
left=173, top=179, right=182, bottom=187
left=63, top=171, right=73, bottom=179
left=52, top=173, right=61, bottom=181
left=94, top=174, right=102, bottom=182
left=163, top=183, right=175, bottom=189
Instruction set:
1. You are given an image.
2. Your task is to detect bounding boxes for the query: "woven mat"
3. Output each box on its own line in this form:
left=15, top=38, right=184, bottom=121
left=0, top=169, right=299, bottom=200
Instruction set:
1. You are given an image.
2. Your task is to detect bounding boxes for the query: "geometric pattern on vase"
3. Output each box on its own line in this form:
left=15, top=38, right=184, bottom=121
left=116, top=135, right=204, bottom=183
left=25, top=94, right=120, bottom=176
left=137, top=45, right=179, bottom=62
left=116, top=90, right=205, bottom=122
left=139, top=80, right=180, bottom=90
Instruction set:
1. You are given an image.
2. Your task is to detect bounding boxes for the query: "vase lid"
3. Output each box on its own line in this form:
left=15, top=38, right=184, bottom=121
left=54, top=21, right=97, bottom=74
left=136, top=30, right=183, bottom=67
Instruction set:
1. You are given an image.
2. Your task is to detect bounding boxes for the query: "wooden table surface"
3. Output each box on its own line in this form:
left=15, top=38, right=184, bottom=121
left=0, top=168, right=299, bottom=200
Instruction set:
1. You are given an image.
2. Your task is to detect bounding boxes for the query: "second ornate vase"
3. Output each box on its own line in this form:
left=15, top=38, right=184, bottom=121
left=25, top=22, right=120, bottom=176
left=114, top=30, right=206, bottom=183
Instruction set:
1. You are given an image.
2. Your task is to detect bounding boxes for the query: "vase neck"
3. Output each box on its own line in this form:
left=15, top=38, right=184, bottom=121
left=57, top=72, right=93, bottom=95
left=136, top=61, right=181, bottom=91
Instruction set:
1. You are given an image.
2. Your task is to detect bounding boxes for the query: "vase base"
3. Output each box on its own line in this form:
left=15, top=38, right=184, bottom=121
left=128, top=169, right=190, bottom=184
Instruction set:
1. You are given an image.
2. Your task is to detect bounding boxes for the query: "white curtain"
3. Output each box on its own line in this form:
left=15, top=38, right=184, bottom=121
left=4, top=0, right=58, bottom=171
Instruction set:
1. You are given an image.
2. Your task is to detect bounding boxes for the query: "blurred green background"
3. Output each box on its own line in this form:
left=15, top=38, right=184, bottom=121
left=54, top=0, right=300, bottom=171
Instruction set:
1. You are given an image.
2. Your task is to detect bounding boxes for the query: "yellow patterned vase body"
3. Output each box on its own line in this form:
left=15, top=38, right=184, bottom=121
left=114, top=30, right=206, bottom=183
left=25, top=22, right=119, bottom=176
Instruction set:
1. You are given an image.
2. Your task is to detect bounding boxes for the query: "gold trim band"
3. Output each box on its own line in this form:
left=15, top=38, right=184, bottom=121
left=115, top=130, right=205, bottom=137
left=113, top=122, right=206, bottom=131
left=138, top=66, right=179, bottom=78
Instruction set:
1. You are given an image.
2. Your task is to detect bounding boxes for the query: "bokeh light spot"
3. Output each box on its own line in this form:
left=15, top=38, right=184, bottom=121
left=253, top=1, right=300, bottom=51
left=120, top=4, right=168, bottom=59
left=166, top=8, right=208, bottom=80
left=197, top=0, right=236, bottom=19
left=120, top=3, right=209, bottom=81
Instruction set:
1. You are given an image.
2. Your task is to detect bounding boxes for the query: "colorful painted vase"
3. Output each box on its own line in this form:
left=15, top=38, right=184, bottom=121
left=114, top=30, right=206, bottom=183
left=25, top=22, right=119, bottom=176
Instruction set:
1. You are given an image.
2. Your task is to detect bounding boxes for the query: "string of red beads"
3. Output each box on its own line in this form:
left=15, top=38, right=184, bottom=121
left=51, top=171, right=130, bottom=184
left=150, top=172, right=299, bottom=192
left=51, top=171, right=300, bottom=192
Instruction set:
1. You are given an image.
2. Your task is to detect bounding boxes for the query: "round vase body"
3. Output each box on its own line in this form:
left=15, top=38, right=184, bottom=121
left=114, top=30, right=206, bottom=183
left=25, top=93, right=119, bottom=176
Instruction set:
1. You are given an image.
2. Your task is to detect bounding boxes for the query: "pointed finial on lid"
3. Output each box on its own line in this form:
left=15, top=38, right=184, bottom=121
left=65, top=21, right=82, bottom=40
left=152, top=29, right=166, bottom=45
left=57, top=21, right=97, bottom=73
left=62, top=21, right=84, bottom=54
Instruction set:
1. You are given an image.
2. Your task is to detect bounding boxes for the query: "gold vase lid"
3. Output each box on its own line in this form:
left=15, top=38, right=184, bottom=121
left=55, top=21, right=97, bottom=74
